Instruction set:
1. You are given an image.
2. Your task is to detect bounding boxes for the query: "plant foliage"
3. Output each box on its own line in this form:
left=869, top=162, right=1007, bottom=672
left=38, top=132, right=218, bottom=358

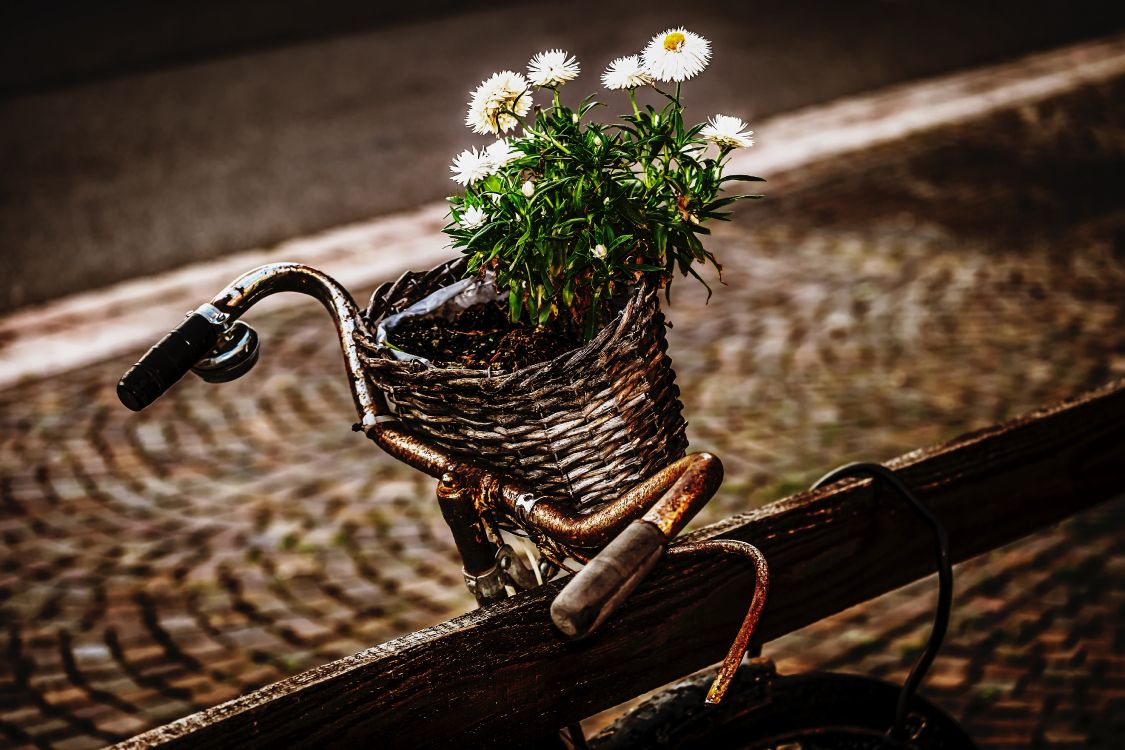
left=444, top=45, right=762, bottom=340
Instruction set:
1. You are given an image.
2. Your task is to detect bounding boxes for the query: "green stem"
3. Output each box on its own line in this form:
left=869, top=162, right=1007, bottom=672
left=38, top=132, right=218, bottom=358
left=627, top=88, right=640, bottom=117
left=525, top=124, right=572, bottom=155
left=499, top=98, right=534, bottom=136
left=717, top=145, right=733, bottom=168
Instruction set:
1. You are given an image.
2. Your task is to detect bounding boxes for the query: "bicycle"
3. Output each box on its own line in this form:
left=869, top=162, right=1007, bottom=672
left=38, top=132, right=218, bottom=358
left=118, top=262, right=975, bottom=749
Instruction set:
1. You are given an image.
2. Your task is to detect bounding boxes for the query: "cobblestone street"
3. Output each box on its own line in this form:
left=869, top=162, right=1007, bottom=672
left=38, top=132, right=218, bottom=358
left=2, top=71, right=1125, bottom=749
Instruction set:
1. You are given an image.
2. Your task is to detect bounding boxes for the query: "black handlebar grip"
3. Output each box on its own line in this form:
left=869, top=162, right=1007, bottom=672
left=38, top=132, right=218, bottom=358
left=117, top=313, right=221, bottom=411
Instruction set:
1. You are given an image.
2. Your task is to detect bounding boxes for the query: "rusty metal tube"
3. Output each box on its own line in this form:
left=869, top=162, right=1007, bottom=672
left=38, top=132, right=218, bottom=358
left=437, top=474, right=500, bottom=576
left=207, top=263, right=381, bottom=431
left=364, top=422, right=452, bottom=479
left=640, top=453, right=724, bottom=538
left=668, top=539, right=770, bottom=705
left=520, top=453, right=723, bottom=549
left=202, top=262, right=458, bottom=479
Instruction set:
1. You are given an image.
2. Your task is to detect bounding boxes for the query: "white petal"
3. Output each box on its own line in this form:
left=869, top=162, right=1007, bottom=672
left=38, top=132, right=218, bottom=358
left=465, top=71, right=532, bottom=135
left=527, top=49, right=580, bottom=87
left=485, top=139, right=520, bottom=168
left=700, top=114, right=754, bottom=149
left=601, top=55, right=652, bottom=90
left=450, top=147, right=496, bottom=185
left=641, top=28, right=712, bottom=82
left=459, top=205, right=488, bottom=229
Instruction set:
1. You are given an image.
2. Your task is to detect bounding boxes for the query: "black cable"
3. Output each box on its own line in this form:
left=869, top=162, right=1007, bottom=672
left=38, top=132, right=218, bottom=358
left=811, top=462, right=953, bottom=743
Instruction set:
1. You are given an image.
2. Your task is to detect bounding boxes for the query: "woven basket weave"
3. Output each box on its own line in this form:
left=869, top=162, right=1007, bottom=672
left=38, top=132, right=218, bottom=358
left=356, top=260, right=688, bottom=511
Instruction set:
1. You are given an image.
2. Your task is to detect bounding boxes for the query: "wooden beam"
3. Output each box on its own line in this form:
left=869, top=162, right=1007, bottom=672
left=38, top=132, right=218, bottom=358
left=115, top=378, right=1125, bottom=749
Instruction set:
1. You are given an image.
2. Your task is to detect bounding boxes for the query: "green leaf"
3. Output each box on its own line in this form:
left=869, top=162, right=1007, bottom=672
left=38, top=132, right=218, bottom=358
left=465, top=223, right=493, bottom=249
left=702, top=195, right=745, bottom=211
left=684, top=261, right=714, bottom=302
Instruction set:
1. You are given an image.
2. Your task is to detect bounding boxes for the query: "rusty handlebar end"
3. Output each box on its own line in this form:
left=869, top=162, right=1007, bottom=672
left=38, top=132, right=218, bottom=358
left=550, top=519, right=667, bottom=639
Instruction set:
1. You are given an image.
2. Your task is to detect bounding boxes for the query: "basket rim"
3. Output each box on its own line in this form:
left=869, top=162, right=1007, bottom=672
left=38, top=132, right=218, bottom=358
left=358, top=272, right=658, bottom=381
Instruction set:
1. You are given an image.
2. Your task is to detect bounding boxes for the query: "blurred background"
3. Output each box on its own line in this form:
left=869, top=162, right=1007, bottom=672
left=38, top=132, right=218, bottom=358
left=4, top=0, right=1125, bottom=310
left=2, top=2, right=1125, bottom=748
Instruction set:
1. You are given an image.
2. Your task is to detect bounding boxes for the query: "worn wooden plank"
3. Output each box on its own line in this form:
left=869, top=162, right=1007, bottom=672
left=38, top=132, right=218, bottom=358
left=115, top=378, right=1125, bottom=749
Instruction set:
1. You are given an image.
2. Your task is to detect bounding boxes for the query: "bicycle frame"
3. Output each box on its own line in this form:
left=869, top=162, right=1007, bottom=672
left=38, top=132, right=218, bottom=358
left=120, top=261, right=770, bottom=705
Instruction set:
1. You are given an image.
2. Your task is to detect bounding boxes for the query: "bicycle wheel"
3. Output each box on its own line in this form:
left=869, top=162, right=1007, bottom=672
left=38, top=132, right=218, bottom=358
left=589, top=662, right=977, bottom=750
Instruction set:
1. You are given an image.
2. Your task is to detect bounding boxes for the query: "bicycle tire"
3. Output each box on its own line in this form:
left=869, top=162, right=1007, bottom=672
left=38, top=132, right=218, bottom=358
left=589, top=663, right=977, bottom=750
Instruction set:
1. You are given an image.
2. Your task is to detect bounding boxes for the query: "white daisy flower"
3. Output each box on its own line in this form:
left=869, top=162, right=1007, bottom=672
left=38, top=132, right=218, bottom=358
left=592, top=243, right=607, bottom=260
left=466, top=71, right=532, bottom=135
left=527, top=49, right=580, bottom=87
left=485, top=138, right=520, bottom=169
left=450, top=146, right=494, bottom=186
left=700, top=114, right=754, bottom=149
left=601, top=55, right=652, bottom=90
left=641, top=28, right=711, bottom=82
left=458, top=205, right=488, bottom=230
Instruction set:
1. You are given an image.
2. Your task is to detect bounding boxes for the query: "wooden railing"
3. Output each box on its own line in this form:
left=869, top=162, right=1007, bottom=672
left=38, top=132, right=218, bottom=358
left=115, top=378, right=1125, bottom=749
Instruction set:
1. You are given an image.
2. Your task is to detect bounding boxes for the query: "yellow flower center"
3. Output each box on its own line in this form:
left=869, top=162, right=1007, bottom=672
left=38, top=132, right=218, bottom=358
left=663, top=32, right=686, bottom=51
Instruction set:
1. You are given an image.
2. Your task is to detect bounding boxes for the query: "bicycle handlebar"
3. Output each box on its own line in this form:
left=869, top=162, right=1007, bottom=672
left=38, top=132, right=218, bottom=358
left=117, top=310, right=221, bottom=411
left=115, top=263, right=385, bottom=430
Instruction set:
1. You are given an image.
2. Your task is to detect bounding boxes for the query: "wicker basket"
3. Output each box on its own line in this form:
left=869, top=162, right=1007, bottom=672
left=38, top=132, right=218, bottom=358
left=356, top=260, right=688, bottom=511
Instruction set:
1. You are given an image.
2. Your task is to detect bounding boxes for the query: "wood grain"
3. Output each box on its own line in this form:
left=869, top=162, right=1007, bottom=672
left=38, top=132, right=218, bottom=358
left=114, top=378, right=1125, bottom=749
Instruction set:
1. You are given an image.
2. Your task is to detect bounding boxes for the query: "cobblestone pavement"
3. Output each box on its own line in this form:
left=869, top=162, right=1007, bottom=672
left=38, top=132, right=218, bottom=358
left=2, top=75, right=1124, bottom=748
